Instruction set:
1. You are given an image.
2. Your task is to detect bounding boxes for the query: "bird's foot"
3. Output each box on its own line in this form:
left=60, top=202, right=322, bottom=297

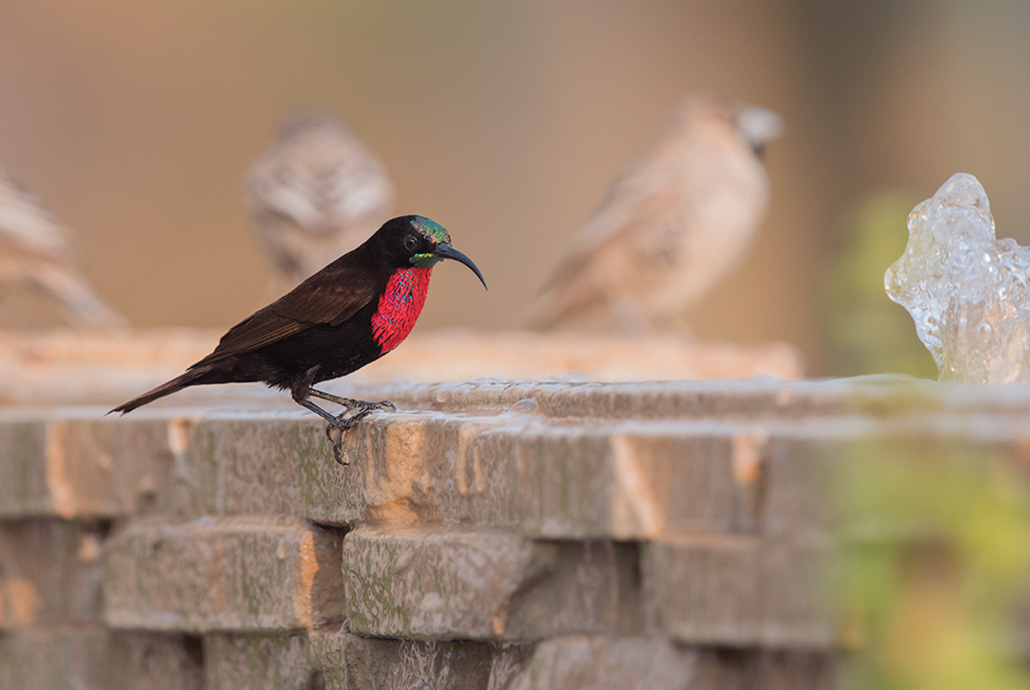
left=353, top=398, right=397, bottom=412
left=308, top=388, right=397, bottom=412
left=322, top=400, right=396, bottom=465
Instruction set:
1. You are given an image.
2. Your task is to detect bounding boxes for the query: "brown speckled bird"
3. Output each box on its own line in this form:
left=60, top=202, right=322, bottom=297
left=0, top=164, right=126, bottom=329
left=524, top=93, right=782, bottom=333
left=246, top=111, right=395, bottom=286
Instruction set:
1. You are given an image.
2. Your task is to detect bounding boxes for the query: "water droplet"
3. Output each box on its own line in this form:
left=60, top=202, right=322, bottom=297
left=884, top=173, right=1030, bottom=382
left=509, top=398, right=536, bottom=413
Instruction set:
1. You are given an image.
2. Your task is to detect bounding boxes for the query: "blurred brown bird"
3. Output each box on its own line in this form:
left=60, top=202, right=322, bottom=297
left=246, top=111, right=395, bottom=287
left=523, top=93, right=782, bottom=333
left=0, top=164, right=126, bottom=329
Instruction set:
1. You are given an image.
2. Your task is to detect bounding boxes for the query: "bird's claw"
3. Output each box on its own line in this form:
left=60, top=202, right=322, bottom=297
left=323, top=400, right=396, bottom=465
left=324, top=411, right=365, bottom=466
left=325, top=425, right=347, bottom=465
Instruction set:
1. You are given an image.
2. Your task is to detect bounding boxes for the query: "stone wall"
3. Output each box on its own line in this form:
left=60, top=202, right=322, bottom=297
left=1, top=375, right=1028, bottom=689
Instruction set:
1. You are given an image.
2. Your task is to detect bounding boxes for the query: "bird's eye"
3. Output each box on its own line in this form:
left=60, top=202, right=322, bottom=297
left=404, top=235, right=418, bottom=251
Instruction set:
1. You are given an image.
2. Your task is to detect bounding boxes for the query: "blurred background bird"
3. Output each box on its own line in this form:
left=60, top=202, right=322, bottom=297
left=246, top=111, right=395, bottom=290
left=523, top=93, right=782, bottom=334
left=0, top=164, right=127, bottom=330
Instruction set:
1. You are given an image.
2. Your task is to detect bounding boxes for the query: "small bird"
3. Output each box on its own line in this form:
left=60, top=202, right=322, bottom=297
left=0, top=164, right=126, bottom=329
left=246, top=111, right=395, bottom=286
left=523, top=93, right=782, bottom=333
left=111, top=215, right=486, bottom=463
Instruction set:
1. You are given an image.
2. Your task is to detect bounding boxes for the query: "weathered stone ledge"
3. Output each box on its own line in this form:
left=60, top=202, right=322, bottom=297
left=3, top=376, right=1029, bottom=688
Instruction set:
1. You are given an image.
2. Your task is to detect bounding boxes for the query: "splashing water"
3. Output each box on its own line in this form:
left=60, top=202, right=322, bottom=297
left=885, top=173, right=1030, bottom=383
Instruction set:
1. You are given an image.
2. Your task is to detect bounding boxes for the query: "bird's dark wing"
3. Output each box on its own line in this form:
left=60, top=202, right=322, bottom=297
left=195, top=266, right=377, bottom=365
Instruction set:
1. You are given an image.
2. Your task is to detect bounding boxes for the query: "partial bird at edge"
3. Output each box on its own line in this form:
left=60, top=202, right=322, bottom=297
left=523, top=93, right=782, bottom=335
left=245, top=110, right=395, bottom=288
left=0, top=164, right=127, bottom=330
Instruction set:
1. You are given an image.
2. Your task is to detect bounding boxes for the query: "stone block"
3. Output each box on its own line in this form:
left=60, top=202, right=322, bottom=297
left=185, top=412, right=773, bottom=540
left=184, top=414, right=347, bottom=523
left=343, top=526, right=641, bottom=640
left=0, top=628, right=202, bottom=690
left=517, top=424, right=765, bottom=539
left=761, top=538, right=838, bottom=648
left=308, top=629, right=527, bottom=690
left=643, top=533, right=764, bottom=646
left=184, top=411, right=528, bottom=529
left=0, top=414, right=194, bottom=519
left=0, top=627, right=109, bottom=690
left=762, top=433, right=842, bottom=539
left=643, top=533, right=838, bottom=648
left=107, top=631, right=205, bottom=690
left=204, top=633, right=313, bottom=689
left=0, top=418, right=50, bottom=517
left=336, top=413, right=524, bottom=528
left=104, top=516, right=345, bottom=632
left=0, top=518, right=105, bottom=627
left=505, top=636, right=699, bottom=690
left=690, top=648, right=837, bottom=690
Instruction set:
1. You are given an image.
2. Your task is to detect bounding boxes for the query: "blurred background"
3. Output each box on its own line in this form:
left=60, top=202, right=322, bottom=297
left=0, top=0, right=1028, bottom=377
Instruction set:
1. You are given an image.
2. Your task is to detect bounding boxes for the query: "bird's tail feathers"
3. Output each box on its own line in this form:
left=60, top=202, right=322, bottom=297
left=108, top=368, right=207, bottom=415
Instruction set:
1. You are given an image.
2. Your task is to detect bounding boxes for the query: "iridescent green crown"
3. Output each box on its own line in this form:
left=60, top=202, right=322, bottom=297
left=411, top=216, right=450, bottom=245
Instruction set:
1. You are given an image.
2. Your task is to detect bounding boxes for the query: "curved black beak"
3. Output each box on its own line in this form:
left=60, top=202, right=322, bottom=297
left=435, top=243, right=488, bottom=290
